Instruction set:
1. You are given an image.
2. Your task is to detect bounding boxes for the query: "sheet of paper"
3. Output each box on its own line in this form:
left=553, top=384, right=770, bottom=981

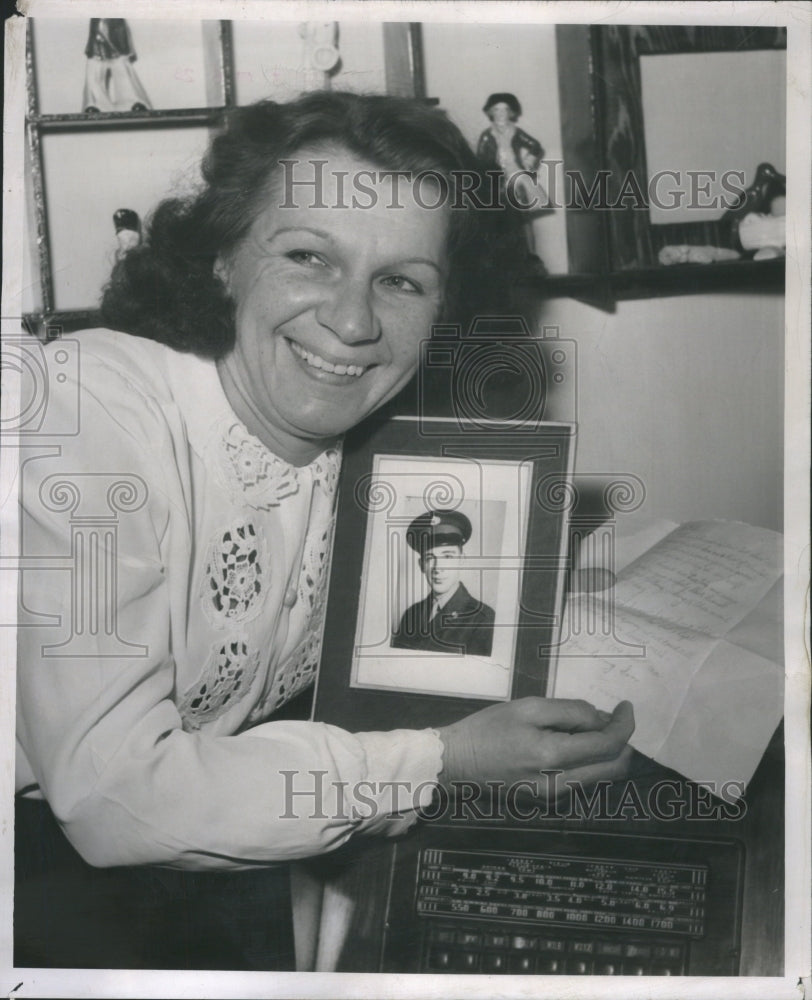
left=553, top=520, right=784, bottom=795
left=582, top=517, right=680, bottom=575
left=612, top=520, right=782, bottom=638
left=656, top=640, right=784, bottom=796
left=555, top=597, right=717, bottom=757
left=725, top=577, right=784, bottom=662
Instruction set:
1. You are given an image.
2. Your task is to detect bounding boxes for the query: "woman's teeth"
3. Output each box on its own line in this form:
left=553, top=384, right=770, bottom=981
left=290, top=341, right=366, bottom=377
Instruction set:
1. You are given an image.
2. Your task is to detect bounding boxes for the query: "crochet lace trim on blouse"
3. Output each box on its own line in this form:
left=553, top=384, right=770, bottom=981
left=179, top=420, right=341, bottom=731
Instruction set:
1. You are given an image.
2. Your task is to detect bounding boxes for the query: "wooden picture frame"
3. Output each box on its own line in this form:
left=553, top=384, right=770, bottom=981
left=313, top=415, right=575, bottom=734
left=598, top=24, right=787, bottom=270
left=554, top=24, right=787, bottom=308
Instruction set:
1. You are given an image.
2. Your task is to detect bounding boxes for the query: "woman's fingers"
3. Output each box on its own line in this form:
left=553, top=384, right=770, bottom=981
left=437, top=698, right=635, bottom=787
left=538, top=701, right=635, bottom=771
left=514, top=696, right=631, bottom=735
left=525, top=745, right=636, bottom=804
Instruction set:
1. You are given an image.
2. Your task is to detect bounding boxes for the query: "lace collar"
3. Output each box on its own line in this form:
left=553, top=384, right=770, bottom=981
left=164, top=349, right=342, bottom=510
left=215, top=420, right=342, bottom=509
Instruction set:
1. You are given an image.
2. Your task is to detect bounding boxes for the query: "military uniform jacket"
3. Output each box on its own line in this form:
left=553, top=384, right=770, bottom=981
left=392, top=583, right=495, bottom=657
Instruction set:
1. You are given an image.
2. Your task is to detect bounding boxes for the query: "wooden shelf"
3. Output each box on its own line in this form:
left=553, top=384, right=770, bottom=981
left=23, top=310, right=102, bottom=339
left=26, top=259, right=785, bottom=336
left=31, top=107, right=228, bottom=132
left=521, top=258, right=785, bottom=308
left=608, top=258, right=785, bottom=298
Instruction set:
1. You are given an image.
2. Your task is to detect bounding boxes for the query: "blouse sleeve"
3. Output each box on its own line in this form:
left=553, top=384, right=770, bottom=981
left=16, top=347, right=443, bottom=869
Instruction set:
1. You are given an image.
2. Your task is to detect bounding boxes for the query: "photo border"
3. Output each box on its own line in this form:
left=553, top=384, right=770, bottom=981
left=349, top=452, right=530, bottom=701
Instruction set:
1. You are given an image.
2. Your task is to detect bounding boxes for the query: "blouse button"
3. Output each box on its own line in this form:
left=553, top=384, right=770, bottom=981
left=283, top=586, right=298, bottom=608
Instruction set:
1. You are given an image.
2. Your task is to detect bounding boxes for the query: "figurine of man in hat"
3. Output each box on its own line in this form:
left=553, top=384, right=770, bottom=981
left=392, top=509, right=495, bottom=657
left=477, top=93, right=548, bottom=264
left=477, top=93, right=543, bottom=186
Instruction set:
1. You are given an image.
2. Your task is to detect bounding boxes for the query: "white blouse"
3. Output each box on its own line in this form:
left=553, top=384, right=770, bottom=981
left=16, top=329, right=443, bottom=869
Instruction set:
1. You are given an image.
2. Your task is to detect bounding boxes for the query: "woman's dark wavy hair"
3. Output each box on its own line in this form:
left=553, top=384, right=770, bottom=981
left=101, top=90, right=524, bottom=358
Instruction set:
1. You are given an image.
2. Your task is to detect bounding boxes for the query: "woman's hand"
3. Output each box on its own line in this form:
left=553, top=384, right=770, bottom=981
left=436, top=697, right=634, bottom=795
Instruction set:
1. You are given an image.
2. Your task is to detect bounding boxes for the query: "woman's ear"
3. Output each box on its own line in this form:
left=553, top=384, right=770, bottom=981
left=213, top=256, right=231, bottom=293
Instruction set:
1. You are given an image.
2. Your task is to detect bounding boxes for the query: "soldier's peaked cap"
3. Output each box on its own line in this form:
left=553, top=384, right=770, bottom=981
left=406, top=509, right=472, bottom=552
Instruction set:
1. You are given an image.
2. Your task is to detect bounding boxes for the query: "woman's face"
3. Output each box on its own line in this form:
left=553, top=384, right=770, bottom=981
left=489, top=102, right=513, bottom=125
left=217, top=146, right=449, bottom=462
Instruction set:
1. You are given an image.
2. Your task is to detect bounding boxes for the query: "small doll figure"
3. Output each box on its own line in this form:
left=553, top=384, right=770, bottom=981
left=477, top=93, right=543, bottom=182
left=113, top=209, right=141, bottom=258
left=478, top=93, right=548, bottom=267
left=737, top=165, right=786, bottom=260
left=83, top=19, right=152, bottom=113
left=725, top=162, right=786, bottom=259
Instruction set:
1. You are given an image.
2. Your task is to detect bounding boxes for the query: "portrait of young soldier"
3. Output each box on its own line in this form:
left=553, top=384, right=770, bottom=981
left=391, top=510, right=496, bottom=657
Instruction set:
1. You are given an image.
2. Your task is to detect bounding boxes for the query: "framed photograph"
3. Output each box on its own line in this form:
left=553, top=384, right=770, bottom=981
left=352, top=453, right=526, bottom=700
left=314, top=415, right=575, bottom=733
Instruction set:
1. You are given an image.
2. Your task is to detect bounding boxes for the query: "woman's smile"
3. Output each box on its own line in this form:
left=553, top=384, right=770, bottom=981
left=216, top=145, right=450, bottom=465
left=287, top=338, right=369, bottom=379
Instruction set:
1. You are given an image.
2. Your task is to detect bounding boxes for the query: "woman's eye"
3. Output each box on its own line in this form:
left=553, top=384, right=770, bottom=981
left=286, top=250, right=326, bottom=267
left=379, top=274, right=422, bottom=294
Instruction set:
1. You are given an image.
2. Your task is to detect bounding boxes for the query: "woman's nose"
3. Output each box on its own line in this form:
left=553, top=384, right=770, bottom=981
left=316, top=281, right=378, bottom=344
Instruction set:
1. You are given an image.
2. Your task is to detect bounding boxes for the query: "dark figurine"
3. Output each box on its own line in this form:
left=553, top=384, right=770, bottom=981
left=113, top=208, right=142, bottom=257
left=477, top=93, right=543, bottom=181
left=83, top=19, right=152, bottom=114
left=477, top=93, right=549, bottom=267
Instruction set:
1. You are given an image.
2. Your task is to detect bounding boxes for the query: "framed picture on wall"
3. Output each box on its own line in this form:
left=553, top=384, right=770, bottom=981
left=23, top=18, right=425, bottom=334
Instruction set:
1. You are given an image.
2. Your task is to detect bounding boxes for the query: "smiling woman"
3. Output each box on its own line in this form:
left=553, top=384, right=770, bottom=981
left=214, top=147, right=449, bottom=463
left=16, top=91, right=634, bottom=971
left=100, top=92, right=507, bottom=358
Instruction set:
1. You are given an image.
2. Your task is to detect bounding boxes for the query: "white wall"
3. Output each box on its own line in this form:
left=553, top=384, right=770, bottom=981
left=530, top=292, right=784, bottom=531
left=232, top=21, right=386, bottom=104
